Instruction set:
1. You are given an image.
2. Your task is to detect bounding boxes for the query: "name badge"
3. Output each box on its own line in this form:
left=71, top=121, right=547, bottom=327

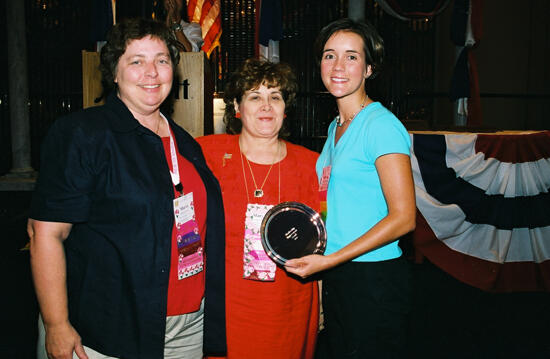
left=318, top=165, right=331, bottom=222
left=243, top=203, right=276, bottom=281
left=174, top=192, right=204, bottom=280
left=319, top=165, right=331, bottom=192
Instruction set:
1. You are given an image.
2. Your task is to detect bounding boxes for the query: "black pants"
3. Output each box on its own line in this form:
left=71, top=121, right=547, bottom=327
left=315, top=257, right=412, bottom=359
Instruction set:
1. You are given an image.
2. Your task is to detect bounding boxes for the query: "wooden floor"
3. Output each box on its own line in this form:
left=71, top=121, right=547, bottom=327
left=2, top=191, right=550, bottom=359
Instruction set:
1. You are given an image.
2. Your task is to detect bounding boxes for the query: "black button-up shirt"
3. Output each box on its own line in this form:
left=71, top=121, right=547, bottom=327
left=30, top=94, right=226, bottom=358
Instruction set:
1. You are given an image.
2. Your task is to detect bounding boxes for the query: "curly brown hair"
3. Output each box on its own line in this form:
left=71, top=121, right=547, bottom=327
left=223, top=58, right=298, bottom=136
left=99, top=17, right=180, bottom=96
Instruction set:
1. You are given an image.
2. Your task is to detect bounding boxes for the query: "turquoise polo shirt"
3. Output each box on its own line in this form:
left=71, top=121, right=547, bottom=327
left=316, top=102, right=411, bottom=262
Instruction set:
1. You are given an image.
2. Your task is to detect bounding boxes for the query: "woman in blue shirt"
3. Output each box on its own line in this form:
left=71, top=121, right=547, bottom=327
left=285, top=18, right=416, bottom=358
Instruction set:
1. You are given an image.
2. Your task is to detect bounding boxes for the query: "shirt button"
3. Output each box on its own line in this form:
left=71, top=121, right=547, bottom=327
left=161, top=269, right=166, bottom=273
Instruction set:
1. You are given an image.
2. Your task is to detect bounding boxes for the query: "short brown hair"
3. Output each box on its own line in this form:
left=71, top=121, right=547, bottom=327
left=99, top=17, right=180, bottom=95
left=315, top=18, right=384, bottom=79
left=223, top=58, right=298, bottom=136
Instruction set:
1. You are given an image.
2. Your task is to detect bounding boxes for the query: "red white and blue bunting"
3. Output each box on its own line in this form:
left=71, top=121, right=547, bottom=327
left=410, top=131, right=550, bottom=292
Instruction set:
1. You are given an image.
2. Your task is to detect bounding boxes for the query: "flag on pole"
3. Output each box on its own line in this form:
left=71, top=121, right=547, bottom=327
left=187, top=0, right=222, bottom=57
left=449, top=0, right=483, bottom=127
left=90, top=0, right=115, bottom=46
left=255, top=0, right=283, bottom=63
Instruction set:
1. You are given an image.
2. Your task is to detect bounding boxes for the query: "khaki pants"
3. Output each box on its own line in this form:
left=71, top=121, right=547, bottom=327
left=37, top=298, right=204, bottom=359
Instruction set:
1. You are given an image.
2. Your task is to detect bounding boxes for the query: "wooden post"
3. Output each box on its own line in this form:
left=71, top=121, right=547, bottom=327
left=172, top=52, right=213, bottom=137
left=82, top=50, right=104, bottom=108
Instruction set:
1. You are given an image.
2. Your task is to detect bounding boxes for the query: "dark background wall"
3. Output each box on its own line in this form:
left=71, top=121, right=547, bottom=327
left=1, top=0, right=549, bottom=175
left=1, top=1, right=550, bottom=358
left=433, top=0, right=550, bottom=130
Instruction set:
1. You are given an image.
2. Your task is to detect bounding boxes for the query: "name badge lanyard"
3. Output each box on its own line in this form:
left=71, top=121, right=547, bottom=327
left=164, top=117, right=204, bottom=280
left=166, top=118, right=183, bottom=195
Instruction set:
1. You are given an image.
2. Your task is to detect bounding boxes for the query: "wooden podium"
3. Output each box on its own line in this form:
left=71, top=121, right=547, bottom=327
left=82, top=51, right=213, bottom=138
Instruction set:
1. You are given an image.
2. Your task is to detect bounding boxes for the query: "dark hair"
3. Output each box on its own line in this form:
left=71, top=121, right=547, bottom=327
left=223, top=58, right=298, bottom=136
left=99, top=18, right=180, bottom=95
left=315, top=18, right=384, bottom=79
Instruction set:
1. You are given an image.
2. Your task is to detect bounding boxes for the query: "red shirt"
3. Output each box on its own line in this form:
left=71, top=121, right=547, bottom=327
left=197, top=134, right=319, bottom=359
left=162, top=134, right=207, bottom=315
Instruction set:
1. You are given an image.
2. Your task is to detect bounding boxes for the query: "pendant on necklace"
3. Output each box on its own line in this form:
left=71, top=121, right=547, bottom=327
left=254, top=189, right=264, bottom=198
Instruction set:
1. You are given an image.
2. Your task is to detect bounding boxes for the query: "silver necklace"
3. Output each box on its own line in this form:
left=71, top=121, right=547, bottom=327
left=336, top=95, right=368, bottom=127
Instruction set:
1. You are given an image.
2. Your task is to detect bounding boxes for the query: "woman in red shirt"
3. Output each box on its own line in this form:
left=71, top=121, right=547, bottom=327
left=197, top=58, right=319, bottom=359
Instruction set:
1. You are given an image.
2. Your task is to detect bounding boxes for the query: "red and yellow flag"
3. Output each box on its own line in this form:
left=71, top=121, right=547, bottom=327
left=187, top=0, right=221, bottom=57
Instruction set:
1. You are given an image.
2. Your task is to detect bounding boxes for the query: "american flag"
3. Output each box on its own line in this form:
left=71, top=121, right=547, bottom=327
left=187, top=0, right=221, bottom=57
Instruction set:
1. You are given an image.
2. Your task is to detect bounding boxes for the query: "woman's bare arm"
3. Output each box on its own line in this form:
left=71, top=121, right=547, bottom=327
left=285, top=153, right=416, bottom=277
left=28, top=219, right=88, bottom=359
